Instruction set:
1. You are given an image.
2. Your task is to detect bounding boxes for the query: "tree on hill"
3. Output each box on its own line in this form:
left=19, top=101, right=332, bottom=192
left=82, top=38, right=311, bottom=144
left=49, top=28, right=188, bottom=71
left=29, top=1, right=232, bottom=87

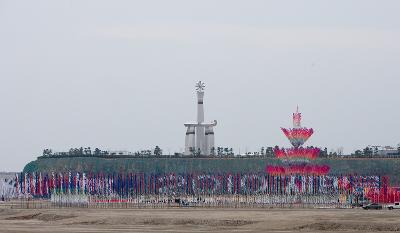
left=154, top=146, right=162, bottom=156
left=224, top=148, right=229, bottom=156
left=94, top=148, right=101, bottom=156
left=363, top=147, right=373, bottom=157
left=320, top=147, right=328, bottom=158
left=189, top=148, right=199, bottom=156
left=217, top=147, right=223, bottom=157
left=265, top=147, right=274, bottom=157
left=84, top=147, right=92, bottom=156
left=210, top=147, right=216, bottom=156
left=42, top=149, right=52, bottom=157
left=354, top=150, right=362, bottom=157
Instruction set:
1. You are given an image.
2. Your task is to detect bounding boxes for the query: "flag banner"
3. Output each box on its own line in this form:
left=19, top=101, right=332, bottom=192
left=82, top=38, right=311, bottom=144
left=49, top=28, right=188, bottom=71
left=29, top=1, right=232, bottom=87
left=13, top=172, right=395, bottom=204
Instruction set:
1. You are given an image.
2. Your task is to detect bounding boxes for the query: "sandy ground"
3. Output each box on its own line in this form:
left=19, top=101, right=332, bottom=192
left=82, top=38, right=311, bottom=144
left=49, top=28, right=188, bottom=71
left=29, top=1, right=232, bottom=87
left=1, top=206, right=400, bottom=233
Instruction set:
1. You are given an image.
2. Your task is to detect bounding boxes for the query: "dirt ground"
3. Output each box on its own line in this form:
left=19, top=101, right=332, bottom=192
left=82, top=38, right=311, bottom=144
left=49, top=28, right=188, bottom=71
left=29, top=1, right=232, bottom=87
left=1, top=206, right=400, bottom=233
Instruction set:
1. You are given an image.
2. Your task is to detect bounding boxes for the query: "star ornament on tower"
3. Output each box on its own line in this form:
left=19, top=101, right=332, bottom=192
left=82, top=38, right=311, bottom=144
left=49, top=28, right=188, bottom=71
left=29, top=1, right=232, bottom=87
left=195, top=81, right=205, bottom=92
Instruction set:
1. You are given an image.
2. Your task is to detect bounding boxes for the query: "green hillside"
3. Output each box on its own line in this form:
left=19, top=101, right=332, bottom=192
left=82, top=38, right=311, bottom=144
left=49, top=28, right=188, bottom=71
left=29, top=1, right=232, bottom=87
left=23, top=157, right=400, bottom=184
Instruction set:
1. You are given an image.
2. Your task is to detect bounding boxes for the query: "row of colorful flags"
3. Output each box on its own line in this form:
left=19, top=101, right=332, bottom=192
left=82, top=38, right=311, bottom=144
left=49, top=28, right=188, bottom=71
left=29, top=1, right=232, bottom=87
left=14, top=172, right=386, bottom=198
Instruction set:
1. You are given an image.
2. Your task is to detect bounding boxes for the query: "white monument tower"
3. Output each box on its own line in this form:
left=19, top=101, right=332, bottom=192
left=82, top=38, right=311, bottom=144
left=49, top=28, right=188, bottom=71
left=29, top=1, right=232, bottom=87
left=184, top=81, right=217, bottom=156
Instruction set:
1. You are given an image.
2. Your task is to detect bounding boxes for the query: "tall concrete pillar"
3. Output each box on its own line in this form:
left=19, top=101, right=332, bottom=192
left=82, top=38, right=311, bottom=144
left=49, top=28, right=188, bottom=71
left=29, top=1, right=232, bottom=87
left=186, top=126, right=195, bottom=155
left=184, top=126, right=191, bottom=155
left=196, top=91, right=205, bottom=154
left=197, top=91, right=204, bottom=123
left=207, top=126, right=215, bottom=155
left=204, top=126, right=210, bottom=155
left=205, top=126, right=215, bottom=155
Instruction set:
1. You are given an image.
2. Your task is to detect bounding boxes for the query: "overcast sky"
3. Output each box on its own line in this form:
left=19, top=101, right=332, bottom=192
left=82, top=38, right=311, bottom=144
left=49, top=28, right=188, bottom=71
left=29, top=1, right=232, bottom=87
left=1, top=1, right=399, bottom=171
